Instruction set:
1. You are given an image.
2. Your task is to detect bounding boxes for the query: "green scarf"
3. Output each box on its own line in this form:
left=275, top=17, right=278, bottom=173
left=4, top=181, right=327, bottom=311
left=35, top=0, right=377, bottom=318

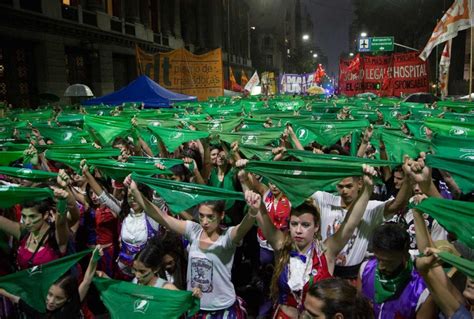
left=0, top=186, right=54, bottom=208
left=374, top=258, right=413, bottom=304
left=415, top=197, right=474, bottom=249
left=147, top=125, right=210, bottom=152
left=0, top=249, right=92, bottom=312
left=425, top=154, right=474, bottom=194
left=0, top=166, right=57, bottom=181
left=0, top=151, right=24, bottom=165
left=84, top=115, right=134, bottom=145
left=88, top=159, right=173, bottom=181
left=371, top=129, right=431, bottom=162
left=424, top=118, right=474, bottom=138
left=93, top=277, right=199, bottom=319
left=438, top=252, right=474, bottom=279
left=431, top=135, right=474, bottom=160
left=132, top=173, right=244, bottom=214
left=44, top=148, right=121, bottom=173
left=217, top=128, right=283, bottom=147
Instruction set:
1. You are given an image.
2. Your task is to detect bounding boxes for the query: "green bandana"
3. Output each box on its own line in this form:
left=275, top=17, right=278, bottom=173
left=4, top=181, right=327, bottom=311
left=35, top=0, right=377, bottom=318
left=374, top=258, right=413, bottom=304
left=424, top=118, right=474, bottom=138
left=244, top=160, right=364, bottom=206
left=291, top=119, right=369, bottom=147
left=0, top=186, right=54, bottom=208
left=93, top=277, right=200, bottom=319
left=217, top=128, right=283, bottom=147
left=431, top=135, right=474, bottom=159
left=425, top=154, right=474, bottom=194
left=88, top=159, right=173, bottom=181
left=37, top=126, right=88, bottom=144
left=132, top=173, right=244, bottom=214
left=0, top=166, right=57, bottom=181
left=147, top=125, right=210, bottom=152
left=237, top=144, right=275, bottom=161
left=438, top=252, right=474, bottom=279
left=0, top=151, right=24, bottom=166
left=84, top=115, right=134, bottom=145
left=415, top=197, right=474, bottom=249
left=128, top=156, right=184, bottom=168
left=371, top=129, right=431, bottom=162
left=189, top=117, right=243, bottom=133
left=44, top=148, right=121, bottom=173
left=0, top=249, right=92, bottom=312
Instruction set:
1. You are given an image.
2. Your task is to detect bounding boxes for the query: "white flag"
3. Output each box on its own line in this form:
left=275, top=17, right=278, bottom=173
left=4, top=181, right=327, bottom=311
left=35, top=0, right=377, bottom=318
left=244, top=71, right=260, bottom=92
left=419, top=0, right=473, bottom=61
left=439, top=39, right=452, bottom=97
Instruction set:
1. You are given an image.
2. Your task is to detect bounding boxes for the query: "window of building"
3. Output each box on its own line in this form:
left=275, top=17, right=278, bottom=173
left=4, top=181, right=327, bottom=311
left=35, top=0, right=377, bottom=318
left=62, top=0, right=80, bottom=5
left=20, top=0, right=41, bottom=12
left=263, top=36, right=273, bottom=50
left=266, top=54, right=273, bottom=66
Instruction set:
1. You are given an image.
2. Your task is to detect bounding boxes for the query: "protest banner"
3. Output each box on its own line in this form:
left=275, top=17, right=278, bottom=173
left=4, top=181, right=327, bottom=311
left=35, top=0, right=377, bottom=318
left=136, top=46, right=223, bottom=101
left=339, top=51, right=429, bottom=97
left=279, top=73, right=318, bottom=94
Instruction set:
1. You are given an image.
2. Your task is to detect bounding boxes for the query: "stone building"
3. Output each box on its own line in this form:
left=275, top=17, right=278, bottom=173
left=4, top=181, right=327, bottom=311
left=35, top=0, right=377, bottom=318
left=0, top=0, right=252, bottom=107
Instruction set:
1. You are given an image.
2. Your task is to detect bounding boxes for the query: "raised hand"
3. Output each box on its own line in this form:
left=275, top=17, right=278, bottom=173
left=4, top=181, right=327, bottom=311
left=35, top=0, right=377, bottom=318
left=244, top=190, right=261, bottom=211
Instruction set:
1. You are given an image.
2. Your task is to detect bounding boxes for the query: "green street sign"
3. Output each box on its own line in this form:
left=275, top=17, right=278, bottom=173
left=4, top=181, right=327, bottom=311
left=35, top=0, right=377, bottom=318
left=370, top=37, right=394, bottom=52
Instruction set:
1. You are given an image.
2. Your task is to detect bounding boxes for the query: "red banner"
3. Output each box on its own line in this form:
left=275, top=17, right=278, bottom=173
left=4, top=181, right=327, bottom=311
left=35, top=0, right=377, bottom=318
left=339, top=52, right=429, bottom=97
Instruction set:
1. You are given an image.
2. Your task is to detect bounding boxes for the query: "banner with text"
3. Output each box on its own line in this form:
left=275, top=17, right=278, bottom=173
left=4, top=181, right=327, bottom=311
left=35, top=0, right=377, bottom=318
left=136, top=47, right=223, bottom=101
left=279, top=73, right=318, bottom=94
left=338, top=52, right=429, bottom=97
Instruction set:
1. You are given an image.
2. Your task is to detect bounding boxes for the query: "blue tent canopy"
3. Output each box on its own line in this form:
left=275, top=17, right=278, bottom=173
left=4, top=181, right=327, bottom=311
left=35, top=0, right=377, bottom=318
left=82, top=75, right=197, bottom=108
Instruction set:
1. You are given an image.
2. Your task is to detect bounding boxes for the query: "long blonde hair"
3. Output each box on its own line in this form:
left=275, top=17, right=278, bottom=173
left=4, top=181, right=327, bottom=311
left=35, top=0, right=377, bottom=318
left=269, top=202, right=321, bottom=302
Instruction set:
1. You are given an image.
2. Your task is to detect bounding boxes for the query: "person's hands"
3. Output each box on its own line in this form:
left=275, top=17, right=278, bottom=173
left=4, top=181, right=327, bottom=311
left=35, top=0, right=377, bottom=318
left=191, top=287, right=202, bottom=299
left=416, top=247, right=442, bottom=274
left=362, top=125, right=373, bottom=143
left=183, top=157, right=197, bottom=171
left=123, top=174, right=138, bottom=192
left=57, top=169, right=71, bottom=188
left=95, top=270, right=110, bottom=279
left=118, top=147, right=130, bottom=162
left=154, top=163, right=166, bottom=170
left=231, top=141, right=239, bottom=153
left=51, top=186, right=69, bottom=200
left=92, top=245, right=104, bottom=263
left=245, top=190, right=261, bottom=212
left=235, top=159, right=249, bottom=168
left=272, top=146, right=286, bottom=155
left=412, top=194, right=428, bottom=206
left=362, top=164, right=376, bottom=189
left=80, top=159, right=90, bottom=175
left=403, top=153, right=432, bottom=189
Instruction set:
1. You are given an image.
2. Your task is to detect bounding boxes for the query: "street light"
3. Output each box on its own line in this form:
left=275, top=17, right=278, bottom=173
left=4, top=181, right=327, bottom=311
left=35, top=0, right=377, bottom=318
left=313, top=53, right=318, bottom=58
left=349, top=52, right=354, bottom=57
left=250, top=26, right=256, bottom=30
left=302, top=34, right=310, bottom=41
left=360, top=32, right=368, bottom=38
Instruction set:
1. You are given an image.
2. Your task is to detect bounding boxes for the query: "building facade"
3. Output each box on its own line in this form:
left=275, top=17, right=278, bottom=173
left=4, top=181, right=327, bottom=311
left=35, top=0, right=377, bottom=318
left=0, top=0, right=252, bottom=107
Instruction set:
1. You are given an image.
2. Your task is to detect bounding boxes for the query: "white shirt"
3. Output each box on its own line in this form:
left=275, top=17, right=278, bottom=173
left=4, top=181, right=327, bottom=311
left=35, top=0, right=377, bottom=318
left=121, top=210, right=160, bottom=246
left=312, top=191, right=389, bottom=266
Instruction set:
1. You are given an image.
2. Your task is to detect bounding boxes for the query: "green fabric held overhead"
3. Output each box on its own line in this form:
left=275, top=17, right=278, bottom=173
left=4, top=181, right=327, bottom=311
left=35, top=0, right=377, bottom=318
left=132, top=173, right=245, bottom=214
left=424, top=118, right=474, bottom=138
left=443, top=112, right=474, bottom=123
left=437, top=100, right=474, bottom=113
left=56, top=114, right=85, bottom=127
left=37, top=126, right=88, bottom=144
left=425, top=154, right=474, bottom=194
left=88, top=159, right=173, bottom=181
left=0, top=151, right=24, bottom=165
left=0, top=186, right=54, bottom=208
left=136, top=127, right=161, bottom=156
left=0, top=166, right=57, bottom=181
left=415, top=197, right=474, bottom=249
left=128, top=156, right=184, bottom=168
left=372, top=129, right=431, bottom=162
left=285, top=149, right=400, bottom=167
left=189, top=117, right=243, bottom=133
left=437, top=252, right=474, bottom=279
left=244, top=160, right=365, bottom=206
left=203, top=105, right=243, bottom=117
left=84, top=115, right=134, bottom=145
left=147, top=125, right=210, bottom=152
left=217, top=128, right=284, bottom=147
left=93, top=277, right=200, bottom=319
left=238, top=144, right=276, bottom=161
left=404, top=120, right=429, bottom=139
left=291, top=119, right=369, bottom=147
left=0, top=249, right=92, bottom=313
left=431, top=135, right=474, bottom=159
left=45, top=148, right=121, bottom=172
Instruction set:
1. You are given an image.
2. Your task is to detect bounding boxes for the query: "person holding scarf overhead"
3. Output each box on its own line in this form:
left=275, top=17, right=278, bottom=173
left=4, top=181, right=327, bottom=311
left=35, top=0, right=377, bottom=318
left=254, top=165, right=376, bottom=318
left=124, top=174, right=260, bottom=319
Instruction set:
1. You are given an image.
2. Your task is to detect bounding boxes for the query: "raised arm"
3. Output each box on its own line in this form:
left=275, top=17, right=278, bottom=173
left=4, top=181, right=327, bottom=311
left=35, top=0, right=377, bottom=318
left=412, top=195, right=434, bottom=253
left=79, top=246, right=102, bottom=301
left=416, top=248, right=466, bottom=318
left=383, top=156, right=415, bottom=218
left=51, top=187, right=71, bottom=255
left=230, top=190, right=259, bottom=244
left=254, top=198, right=285, bottom=251
left=356, top=125, right=373, bottom=158
left=0, top=216, right=21, bottom=240
left=124, top=175, right=187, bottom=235
left=324, top=164, right=374, bottom=266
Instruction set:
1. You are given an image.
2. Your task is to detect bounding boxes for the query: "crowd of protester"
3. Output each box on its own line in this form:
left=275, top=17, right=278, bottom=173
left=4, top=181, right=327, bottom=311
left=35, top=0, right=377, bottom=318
left=0, top=95, right=473, bottom=319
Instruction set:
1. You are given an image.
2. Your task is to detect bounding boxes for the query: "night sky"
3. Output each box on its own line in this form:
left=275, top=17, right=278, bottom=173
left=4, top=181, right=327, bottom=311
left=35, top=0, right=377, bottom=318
left=305, top=0, right=354, bottom=77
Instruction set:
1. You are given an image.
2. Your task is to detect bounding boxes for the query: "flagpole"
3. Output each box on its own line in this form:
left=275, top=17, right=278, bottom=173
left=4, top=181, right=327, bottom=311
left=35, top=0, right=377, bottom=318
left=470, top=0, right=473, bottom=101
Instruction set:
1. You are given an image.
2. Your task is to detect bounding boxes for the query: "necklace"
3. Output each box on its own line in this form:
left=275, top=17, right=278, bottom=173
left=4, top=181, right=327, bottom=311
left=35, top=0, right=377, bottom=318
left=288, top=244, right=314, bottom=313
